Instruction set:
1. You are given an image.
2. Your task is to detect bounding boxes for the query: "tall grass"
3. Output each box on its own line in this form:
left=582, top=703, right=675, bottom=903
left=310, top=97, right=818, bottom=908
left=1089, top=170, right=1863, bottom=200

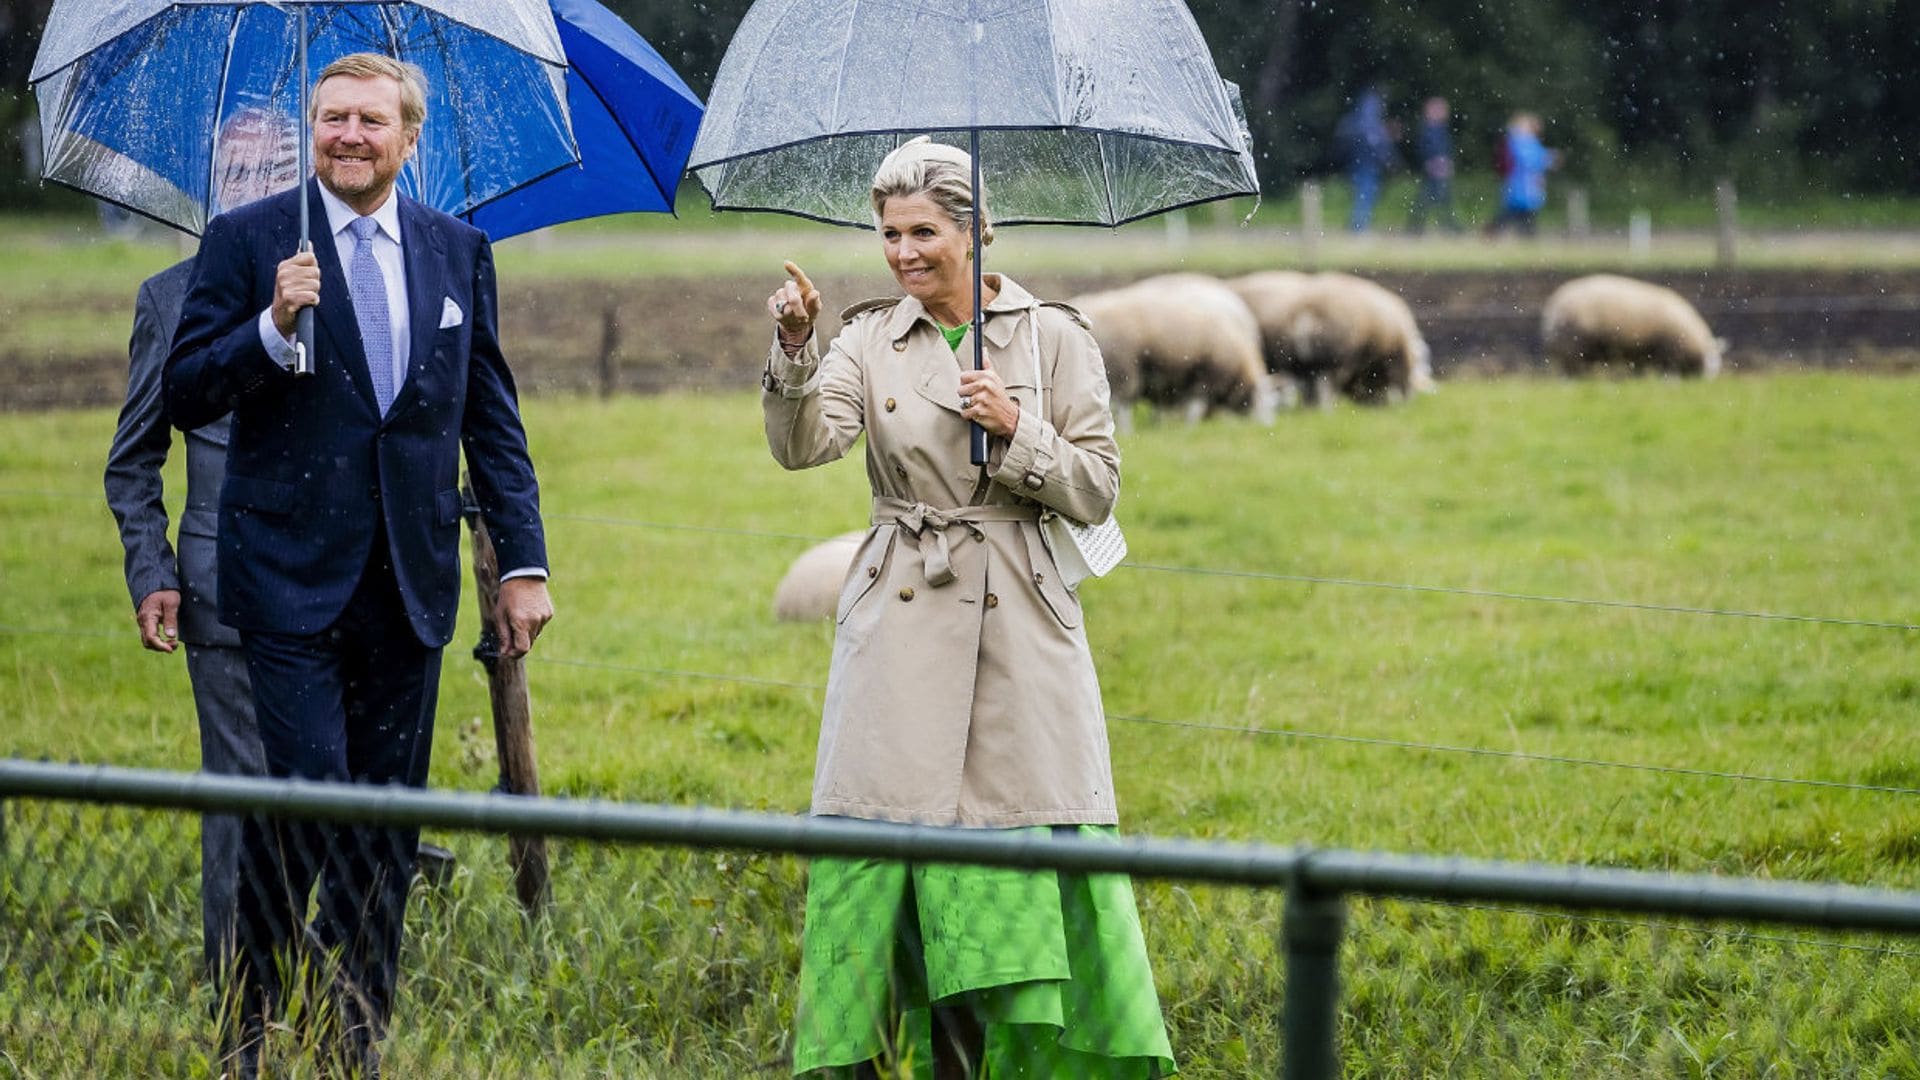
left=4, top=373, right=1920, bottom=1074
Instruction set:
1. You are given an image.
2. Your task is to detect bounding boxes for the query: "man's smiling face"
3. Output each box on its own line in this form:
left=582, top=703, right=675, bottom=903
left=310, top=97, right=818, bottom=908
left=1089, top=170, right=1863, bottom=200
left=311, top=73, right=419, bottom=214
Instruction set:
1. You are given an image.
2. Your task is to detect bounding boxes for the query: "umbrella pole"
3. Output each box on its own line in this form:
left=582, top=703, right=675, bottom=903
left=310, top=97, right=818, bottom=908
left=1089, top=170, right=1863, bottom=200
left=968, top=128, right=988, bottom=466
left=293, top=6, right=316, bottom=377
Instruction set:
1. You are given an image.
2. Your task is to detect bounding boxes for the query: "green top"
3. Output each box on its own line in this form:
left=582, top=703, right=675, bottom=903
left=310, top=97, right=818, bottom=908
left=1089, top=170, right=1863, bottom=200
left=938, top=321, right=968, bottom=352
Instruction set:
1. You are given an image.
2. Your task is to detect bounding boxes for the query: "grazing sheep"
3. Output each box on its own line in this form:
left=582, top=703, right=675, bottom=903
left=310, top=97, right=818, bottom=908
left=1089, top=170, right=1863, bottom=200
left=1542, top=274, right=1724, bottom=378
left=773, top=531, right=866, bottom=622
left=1069, top=273, right=1277, bottom=427
left=1230, top=271, right=1432, bottom=406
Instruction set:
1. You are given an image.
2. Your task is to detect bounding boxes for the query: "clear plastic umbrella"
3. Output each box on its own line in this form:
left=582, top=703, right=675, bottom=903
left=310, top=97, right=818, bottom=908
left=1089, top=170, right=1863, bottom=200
left=687, top=0, right=1259, bottom=460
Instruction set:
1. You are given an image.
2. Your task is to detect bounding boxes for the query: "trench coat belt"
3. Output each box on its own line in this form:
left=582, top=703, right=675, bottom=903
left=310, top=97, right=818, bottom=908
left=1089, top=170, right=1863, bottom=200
left=872, top=497, right=1039, bottom=588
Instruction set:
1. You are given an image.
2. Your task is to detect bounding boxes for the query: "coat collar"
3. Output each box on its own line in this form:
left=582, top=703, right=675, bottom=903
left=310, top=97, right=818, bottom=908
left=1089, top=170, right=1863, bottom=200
left=881, top=274, right=1037, bottom=350
left=900, top=274, right=1043, bottom=417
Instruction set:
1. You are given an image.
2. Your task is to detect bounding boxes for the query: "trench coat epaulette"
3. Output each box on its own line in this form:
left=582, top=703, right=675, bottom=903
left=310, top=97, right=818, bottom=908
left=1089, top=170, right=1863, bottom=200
left=1037, top=300, right=1091, bottom=331
left=839, top=297, right=903, bottom=322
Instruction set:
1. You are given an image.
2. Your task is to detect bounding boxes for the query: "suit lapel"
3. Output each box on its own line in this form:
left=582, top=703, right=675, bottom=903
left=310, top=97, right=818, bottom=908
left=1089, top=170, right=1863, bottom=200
left=388, top=196, right=444, bottom=420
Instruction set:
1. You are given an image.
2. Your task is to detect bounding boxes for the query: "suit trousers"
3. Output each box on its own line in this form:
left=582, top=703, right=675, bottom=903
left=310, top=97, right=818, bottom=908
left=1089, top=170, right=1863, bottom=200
left=232, top=530, right=441, bottom=1056
left=182, top=643, right=265, bottom=981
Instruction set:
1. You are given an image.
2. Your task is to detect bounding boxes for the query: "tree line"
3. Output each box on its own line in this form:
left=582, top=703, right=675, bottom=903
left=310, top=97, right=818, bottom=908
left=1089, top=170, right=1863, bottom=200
left=2, top=0, right=1911, bottom=209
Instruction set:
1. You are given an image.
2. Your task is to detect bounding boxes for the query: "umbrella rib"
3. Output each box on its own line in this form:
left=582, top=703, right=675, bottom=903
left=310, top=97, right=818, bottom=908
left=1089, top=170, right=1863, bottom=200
left=829, top=0, right=863, bottom=138
left=570, top=58, right=673, bottom=210
left=1097, top=129, right=1117, bottom=225
left=203, top=7, right=249, bottom=225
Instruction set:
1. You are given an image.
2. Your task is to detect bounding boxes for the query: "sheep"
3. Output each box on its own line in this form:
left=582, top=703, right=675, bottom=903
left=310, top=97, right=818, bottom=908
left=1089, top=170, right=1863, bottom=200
left=1069, top=273, right=1277, bottom=428
left=772, top=531, right=866, bottom=622
left=1542, top=274, right=1724, bottom=378
left=1229, top=271, right=1433, bottom=406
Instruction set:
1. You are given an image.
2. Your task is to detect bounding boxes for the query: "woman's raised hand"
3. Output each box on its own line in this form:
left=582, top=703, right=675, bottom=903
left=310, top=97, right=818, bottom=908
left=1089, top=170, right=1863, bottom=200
left=768, top=260, right=823, bottom=343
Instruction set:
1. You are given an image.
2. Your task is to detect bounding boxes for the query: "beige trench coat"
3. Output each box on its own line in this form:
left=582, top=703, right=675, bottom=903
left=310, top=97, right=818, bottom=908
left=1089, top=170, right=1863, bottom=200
left=763, top=275, right=1121, bottom=828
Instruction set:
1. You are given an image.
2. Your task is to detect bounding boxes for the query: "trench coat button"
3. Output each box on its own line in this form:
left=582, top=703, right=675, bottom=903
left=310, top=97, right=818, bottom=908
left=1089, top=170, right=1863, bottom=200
left=892, top=338, right=908, bottom=352
left=985, top=592, right=999, bottom=609
left=1032, top=571, right=1045, bottom=586
left=867, top=565, right=879, bottom=579
left=1022, top=471, right=1044, bottom=490
left=899, top=587, right=915, bottom=601
left=884, top=397, right=897, bottom=412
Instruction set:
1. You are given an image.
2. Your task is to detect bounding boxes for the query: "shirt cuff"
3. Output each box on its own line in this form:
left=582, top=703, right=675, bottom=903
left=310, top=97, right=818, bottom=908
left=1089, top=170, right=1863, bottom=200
left=762, top=334, right=818, bottom=398
left=501, top=567, right=548, bottom=582
left=257, top=309, right=297, bottom=369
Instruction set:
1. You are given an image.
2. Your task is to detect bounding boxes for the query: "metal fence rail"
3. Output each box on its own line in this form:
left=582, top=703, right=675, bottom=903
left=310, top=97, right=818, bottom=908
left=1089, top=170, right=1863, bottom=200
left=7, top=758, right=1920, bottom=1078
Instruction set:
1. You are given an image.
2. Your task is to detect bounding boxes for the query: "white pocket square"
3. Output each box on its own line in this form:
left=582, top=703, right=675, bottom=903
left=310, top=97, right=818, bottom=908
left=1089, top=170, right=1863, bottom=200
left=439, top=297, right=464, bottom=329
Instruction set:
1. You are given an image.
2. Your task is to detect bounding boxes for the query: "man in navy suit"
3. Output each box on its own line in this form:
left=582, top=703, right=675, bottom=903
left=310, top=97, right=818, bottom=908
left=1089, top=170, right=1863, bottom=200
left=165, top=53, right=553, bottom=1075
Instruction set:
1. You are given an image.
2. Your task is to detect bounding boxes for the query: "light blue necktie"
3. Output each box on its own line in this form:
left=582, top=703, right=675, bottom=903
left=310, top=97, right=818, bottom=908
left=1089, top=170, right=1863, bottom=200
left=347, top=216, right=395, bottom=414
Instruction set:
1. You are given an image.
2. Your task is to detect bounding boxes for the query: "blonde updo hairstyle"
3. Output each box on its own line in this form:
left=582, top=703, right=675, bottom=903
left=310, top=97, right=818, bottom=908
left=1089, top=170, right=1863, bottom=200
left=869, top=135, right=993, bottom=246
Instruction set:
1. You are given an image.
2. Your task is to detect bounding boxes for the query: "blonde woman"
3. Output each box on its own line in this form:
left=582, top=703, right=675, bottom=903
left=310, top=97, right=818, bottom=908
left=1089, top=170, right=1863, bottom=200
left=762, top=136, right=1174, bottom=1078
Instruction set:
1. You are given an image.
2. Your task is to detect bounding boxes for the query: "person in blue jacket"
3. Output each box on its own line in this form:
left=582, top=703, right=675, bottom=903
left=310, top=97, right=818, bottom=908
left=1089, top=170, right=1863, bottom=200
left=1336, top=88, right=1398, bottom=232
left=1486, top=112, right=1560, bottom=237
left=1409, top=96, right=1460, bottom=234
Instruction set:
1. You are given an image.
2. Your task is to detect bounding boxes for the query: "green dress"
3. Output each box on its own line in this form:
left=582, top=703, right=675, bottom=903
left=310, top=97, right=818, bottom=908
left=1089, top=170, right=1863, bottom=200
left=794, top=826, right=1176, bottom=1077
left=793, top=325, right=1175, bottom=1078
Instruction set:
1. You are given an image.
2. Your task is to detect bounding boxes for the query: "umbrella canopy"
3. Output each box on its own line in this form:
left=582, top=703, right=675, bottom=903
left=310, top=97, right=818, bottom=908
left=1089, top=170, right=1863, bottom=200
left=30, top=0, right=577, bottom=235
left=686, top=0, right=1258, bottom=228
left=465, top=0, right=706, bottom=238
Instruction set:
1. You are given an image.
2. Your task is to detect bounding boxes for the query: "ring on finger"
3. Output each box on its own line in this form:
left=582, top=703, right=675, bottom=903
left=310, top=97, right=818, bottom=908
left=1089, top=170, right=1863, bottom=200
left=960, top=394, right=972, bottom=409
left=776, top=299, right=788, bottom=315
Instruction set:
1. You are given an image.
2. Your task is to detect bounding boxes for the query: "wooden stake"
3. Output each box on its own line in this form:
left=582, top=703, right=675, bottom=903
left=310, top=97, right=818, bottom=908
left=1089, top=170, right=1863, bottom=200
left=462, top=478, right=550, bottom=915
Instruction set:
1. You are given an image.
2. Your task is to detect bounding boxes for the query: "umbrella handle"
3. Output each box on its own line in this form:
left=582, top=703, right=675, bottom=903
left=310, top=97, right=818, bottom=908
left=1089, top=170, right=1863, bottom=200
left=293, top=240, right=316, bottom=378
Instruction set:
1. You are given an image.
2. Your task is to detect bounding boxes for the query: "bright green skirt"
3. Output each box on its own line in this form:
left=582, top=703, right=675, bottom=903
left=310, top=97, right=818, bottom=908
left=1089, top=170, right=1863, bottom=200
left=793, top=825, right=1176, bottom=1078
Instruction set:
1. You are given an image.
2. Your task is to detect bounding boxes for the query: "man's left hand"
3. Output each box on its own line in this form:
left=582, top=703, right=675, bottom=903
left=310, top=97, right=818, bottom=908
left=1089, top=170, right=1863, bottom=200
left=494, top=577, right=554, bottom=660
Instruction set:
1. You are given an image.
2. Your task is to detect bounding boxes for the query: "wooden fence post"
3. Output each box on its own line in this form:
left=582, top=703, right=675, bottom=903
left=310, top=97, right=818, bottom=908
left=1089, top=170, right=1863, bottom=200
left=1628, top=210, right=1652, bottom=261
left=1715, top=179, right=1738, bottom=268
left=597, top=306, right=619, bottom=399
left=1566, top=187, right=1590, bottom=240
left=461, top=478, right=551, bottom=916
left=1300, top=182, right=1323, bottom=270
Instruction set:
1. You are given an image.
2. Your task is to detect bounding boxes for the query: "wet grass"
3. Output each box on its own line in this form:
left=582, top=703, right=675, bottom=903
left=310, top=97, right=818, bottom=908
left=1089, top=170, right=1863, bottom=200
left=4, top=372, right=1920, bottom=1074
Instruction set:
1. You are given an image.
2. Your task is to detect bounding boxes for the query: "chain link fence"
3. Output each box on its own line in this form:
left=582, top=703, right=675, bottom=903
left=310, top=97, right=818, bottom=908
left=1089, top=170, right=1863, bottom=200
left=7, top=762, right=1920, bottom=1079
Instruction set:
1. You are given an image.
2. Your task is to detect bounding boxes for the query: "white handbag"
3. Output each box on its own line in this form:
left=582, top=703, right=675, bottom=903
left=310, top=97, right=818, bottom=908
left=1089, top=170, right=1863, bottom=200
left=1028, top=305, right=1127, bottom=589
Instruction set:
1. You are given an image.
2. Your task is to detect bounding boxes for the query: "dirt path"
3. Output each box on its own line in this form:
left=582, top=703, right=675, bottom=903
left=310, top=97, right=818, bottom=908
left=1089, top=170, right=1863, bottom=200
left=8, top=268, right=1919, bottom=411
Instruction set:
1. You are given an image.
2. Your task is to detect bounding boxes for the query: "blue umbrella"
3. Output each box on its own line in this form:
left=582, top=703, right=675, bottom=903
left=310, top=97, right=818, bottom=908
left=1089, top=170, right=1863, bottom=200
left=466, top=0, right=705, bottom=237
left=30, top=0, right=580, bottom=236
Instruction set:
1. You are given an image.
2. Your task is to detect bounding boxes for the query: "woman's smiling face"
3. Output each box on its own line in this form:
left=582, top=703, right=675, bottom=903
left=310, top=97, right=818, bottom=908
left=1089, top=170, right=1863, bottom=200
left=879, top=193, right=971, bottom=323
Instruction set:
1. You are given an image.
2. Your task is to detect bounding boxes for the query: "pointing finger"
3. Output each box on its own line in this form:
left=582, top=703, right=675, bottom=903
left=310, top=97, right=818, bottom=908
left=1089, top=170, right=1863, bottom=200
left=783, top=260, right=815, bottom=296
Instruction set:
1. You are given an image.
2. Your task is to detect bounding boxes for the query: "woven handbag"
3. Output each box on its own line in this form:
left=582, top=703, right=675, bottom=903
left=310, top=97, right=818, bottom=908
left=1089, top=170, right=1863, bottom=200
left=1029, top=305, right=1127, bottom=589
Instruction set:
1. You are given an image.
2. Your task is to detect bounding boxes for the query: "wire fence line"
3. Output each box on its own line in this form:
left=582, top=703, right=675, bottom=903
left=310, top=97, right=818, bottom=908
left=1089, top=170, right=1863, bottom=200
left=5, top=488, right=1915, bottom=632
left=4, top=760, right=1919, bottom=929
left=1, top=623, right=1912, bottom=799
left=1428, top=898, right=1920, bottom=960
left=9, top=759, right=1920, bottom=1077
left=551, top=511, right=1920, bottom=632
left=1121, top=561, right=1920, bottom=632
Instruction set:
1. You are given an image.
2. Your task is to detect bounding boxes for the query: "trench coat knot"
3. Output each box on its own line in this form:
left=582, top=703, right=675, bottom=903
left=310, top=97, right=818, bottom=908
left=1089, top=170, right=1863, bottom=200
left=873, top=497, right=1041, bottom=589
left=890, top=502, right=982, bottom=587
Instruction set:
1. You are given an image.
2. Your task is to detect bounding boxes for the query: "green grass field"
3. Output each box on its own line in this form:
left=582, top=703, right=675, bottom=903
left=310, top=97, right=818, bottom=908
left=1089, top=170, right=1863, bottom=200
left=5, top=373, right=1920, bottom=1075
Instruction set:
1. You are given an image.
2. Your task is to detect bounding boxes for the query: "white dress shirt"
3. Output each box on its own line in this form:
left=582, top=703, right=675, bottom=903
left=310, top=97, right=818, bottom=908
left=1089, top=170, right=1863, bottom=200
left=257, top=183, right=408, bottom=396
